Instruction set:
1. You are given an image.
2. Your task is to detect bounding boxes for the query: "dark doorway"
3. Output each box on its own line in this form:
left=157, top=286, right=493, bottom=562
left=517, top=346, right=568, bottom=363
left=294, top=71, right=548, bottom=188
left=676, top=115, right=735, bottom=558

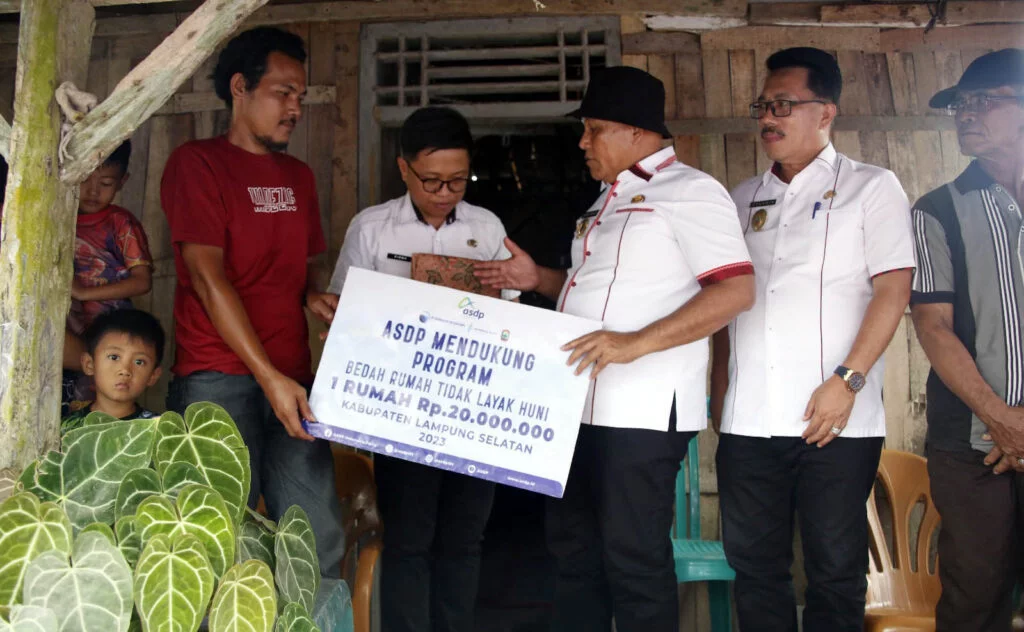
left=465, top=126, right=598, bottom=631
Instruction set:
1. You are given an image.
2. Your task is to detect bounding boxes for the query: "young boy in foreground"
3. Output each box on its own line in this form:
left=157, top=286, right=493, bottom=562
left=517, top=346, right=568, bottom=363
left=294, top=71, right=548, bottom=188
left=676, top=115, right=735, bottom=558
left=61, top=308, right=164, bottom=434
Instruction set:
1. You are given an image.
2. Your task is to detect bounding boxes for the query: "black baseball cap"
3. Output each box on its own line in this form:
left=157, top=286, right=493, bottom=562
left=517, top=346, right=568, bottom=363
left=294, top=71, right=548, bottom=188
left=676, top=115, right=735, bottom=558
left=929, top=48, right=1024, bottom=109
left=568, top=66, right=672, bottom=139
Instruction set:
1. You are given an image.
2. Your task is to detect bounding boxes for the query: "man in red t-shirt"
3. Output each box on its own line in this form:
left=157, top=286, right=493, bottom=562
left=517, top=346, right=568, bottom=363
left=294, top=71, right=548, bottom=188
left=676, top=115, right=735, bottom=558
left=161, top=27, right=343, bottom=574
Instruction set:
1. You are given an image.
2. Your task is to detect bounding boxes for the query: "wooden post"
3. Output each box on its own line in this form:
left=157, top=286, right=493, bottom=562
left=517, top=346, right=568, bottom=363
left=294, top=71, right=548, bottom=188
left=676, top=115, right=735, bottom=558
left=0, top=114, right=9, bottom=161
left=0, top=0, right=88, bottom=470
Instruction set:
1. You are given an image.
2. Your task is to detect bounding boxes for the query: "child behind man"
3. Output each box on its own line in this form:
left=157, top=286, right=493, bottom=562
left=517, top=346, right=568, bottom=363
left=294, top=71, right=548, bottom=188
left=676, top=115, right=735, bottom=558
left=68, top=140, right=153, bottom=334
left=61, top=308, right=164, bottom=434
left=64, top=140, right=154, bottom=413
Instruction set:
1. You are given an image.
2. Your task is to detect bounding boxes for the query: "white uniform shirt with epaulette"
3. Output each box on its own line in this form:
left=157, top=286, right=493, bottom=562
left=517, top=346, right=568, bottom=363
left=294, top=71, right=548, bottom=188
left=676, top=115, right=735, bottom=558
left=328, top=193, right=519, bottom=300
left=558, top=146, right=753, bottom=432
left=721, top=143, right=916, bottom=438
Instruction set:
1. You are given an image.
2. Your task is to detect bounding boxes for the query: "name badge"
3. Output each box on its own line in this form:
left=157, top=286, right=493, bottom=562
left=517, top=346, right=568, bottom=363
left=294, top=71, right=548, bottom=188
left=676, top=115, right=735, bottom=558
left=749, top=199, right=777, bottom=208
left=387, top=253, right=412, bottom=262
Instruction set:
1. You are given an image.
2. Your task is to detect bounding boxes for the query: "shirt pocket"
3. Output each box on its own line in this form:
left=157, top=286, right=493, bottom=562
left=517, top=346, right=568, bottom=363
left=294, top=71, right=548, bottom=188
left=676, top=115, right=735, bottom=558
left=820, top=204, right=867, bottom=283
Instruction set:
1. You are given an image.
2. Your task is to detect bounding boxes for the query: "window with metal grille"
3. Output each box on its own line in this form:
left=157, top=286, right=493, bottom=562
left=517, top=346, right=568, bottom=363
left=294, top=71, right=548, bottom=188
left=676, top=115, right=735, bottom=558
left=359, top=16, right=620, bottom=207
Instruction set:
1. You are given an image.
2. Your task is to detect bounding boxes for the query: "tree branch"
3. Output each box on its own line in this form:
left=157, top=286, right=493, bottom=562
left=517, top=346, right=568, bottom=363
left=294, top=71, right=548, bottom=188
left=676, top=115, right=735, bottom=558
left=60, top=0, right=269, bottom=183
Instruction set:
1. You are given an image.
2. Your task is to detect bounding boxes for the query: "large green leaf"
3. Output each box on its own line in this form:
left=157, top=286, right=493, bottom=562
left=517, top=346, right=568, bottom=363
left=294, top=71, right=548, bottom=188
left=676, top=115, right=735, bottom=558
left=274, top=602, right=319, bottom=632
left=154, top=404, right=250, bottom=525
left=23, top=530, right=133, bottom=632
left=0, top=469, right=19, bottom=504
left=0, top=605, right=59, bottom=632
left=133, top=534, right=214, bottom=632
left=207, top=561, right=277, bottom=632
left=115, top=469, right=162, bottom=523
left=79, top=522, right=116, bottom=546
left=236, top=515, right=275, bottom=568
left=23, top=420, right=158, bottom=532
left=135, top=485, right=235, bottom=580
left=273, top=506, right=319, bottom=614
left=161, top=463, right=205, bottom=499
left=81, top=411, right=119, bottom=427
left=0, top=493, right=73, bottom=607
left=115, top=517, right=141, bottom=569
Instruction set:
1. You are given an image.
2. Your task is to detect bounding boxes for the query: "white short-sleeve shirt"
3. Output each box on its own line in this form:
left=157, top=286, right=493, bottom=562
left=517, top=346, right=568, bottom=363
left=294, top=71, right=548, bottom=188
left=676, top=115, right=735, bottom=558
left=328, top=194, right=518, bottom=300
left=558, top=146, right=753, bottom=432
left=721, top=144, right=916, bottom=438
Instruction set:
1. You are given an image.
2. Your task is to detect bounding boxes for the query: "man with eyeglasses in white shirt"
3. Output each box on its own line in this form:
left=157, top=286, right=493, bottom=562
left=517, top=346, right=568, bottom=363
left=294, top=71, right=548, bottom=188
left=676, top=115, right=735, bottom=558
left=325, top=106, right=517, bottom=632
left=909, top=48, right=1024, bottom=630
left=710, top=47, right=916, bottom=632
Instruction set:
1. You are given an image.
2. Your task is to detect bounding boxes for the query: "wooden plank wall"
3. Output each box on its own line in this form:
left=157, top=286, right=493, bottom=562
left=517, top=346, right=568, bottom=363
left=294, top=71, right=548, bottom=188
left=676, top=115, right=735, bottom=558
left=0, top=20, right=1000, bottom=629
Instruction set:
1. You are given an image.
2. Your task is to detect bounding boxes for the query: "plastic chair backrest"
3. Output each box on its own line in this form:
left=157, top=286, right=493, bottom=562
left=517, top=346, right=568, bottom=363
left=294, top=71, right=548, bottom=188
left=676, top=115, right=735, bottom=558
left=865, top=449, right=941, bottom=615
left=673, top=436, right=701, bottom=540
left=331, top=446, right=381, bottom=580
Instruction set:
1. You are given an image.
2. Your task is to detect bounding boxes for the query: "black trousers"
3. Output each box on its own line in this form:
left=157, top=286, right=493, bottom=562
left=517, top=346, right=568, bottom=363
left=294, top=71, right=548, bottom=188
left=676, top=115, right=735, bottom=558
left=376, top=455, right=496, bottom=632
left=716, top=434, right=883, bottom=632
left=927, top=447, right=1024, bottom=632
left=546, top=423, right=695, bottom=632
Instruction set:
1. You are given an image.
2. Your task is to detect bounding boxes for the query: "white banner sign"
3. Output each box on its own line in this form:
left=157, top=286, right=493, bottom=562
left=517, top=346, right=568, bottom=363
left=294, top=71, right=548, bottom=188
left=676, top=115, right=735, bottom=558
left=307, top=267, right=601, bottom=497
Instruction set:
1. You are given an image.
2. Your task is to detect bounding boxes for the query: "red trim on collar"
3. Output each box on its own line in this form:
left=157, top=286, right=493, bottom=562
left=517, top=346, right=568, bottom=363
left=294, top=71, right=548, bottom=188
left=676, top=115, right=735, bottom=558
left=655, top=155, right=676, bottom=171
left=629, top=164, right=653, bottom=181
left=697, top=262, right=754, bottom=287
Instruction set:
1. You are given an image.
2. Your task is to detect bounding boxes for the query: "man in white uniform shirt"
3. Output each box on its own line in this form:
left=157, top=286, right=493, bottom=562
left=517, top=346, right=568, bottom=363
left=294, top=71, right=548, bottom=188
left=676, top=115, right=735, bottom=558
left=709, top=48, right=915, bottom=632
left=326, top=107, right=515, bottom=632
left=477, top=67, right=754, bottom=632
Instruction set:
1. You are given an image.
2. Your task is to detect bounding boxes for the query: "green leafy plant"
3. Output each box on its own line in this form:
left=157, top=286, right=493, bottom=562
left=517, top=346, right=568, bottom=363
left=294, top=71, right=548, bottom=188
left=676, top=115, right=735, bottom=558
left=207, top=560, right=277, bottom=632
left=133, top=534, right=214, bottom=632
left=275, top=602, right=318, bottom=632
left=23, top=530, right=134, bottom=632
left=0, top=403, right=326, bottom=632
left=0, top=493, right=73, bottom=607
left=153, top=406, right=251, bottom=525
left=0, top=605, right=58, bottom=632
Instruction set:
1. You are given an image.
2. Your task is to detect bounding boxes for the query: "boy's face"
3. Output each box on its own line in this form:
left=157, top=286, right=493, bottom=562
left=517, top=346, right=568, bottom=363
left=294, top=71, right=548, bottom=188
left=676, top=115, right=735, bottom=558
left=81, top=332, right=161, bottom=406
left=78, top=164, right=127, bottom=214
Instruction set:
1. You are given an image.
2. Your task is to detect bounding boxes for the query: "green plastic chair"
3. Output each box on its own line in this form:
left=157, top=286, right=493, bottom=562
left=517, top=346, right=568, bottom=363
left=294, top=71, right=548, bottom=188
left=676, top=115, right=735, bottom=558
left=673, top=434, right=735, bottom=632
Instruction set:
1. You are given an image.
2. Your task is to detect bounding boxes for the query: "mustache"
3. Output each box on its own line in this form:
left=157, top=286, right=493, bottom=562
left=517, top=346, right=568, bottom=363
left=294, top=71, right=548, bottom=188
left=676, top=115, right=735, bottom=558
left=280, top=117, right=298, bottom=126
left=761, top=126, right=784, bottom=138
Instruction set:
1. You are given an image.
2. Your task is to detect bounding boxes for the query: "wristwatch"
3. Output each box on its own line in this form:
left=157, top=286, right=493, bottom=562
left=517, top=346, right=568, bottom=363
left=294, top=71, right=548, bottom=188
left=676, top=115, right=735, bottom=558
left=834, top=366, right=866, bottom=393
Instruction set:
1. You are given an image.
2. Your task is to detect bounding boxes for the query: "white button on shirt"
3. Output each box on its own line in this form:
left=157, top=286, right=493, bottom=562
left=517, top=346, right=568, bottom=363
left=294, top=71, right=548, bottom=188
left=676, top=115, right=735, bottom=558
left=721, top=144, right=916, bottom=438
left=328, top=193, right=519, bottom=300
left=558, top=146, right=753, bottom=432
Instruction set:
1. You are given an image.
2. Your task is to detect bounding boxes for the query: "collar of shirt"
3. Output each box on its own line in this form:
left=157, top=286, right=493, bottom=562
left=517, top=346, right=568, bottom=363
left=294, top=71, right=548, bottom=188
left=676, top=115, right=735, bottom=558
left=761, top=142, right=839, bottom=189
left=954, top=160, right=999, bottom=195
left=397, top=193, right=458, bottom=226
left=614, top=146, right=678, bottom=186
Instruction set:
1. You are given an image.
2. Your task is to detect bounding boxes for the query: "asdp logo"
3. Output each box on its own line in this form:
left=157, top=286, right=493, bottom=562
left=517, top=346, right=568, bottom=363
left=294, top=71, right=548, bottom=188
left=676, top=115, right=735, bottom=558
left=501, top=329, right=511, bottom=341
left=458, top=296, right=485, bottom=320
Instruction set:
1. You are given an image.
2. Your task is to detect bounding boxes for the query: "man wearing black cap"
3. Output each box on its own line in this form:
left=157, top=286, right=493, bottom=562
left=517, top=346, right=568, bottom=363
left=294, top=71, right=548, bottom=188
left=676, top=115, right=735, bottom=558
left=711, top=47, right=915, bottom=631
left=909, top=48, right=1024, bottom=629
left=477, top=66, right=754, bottom=631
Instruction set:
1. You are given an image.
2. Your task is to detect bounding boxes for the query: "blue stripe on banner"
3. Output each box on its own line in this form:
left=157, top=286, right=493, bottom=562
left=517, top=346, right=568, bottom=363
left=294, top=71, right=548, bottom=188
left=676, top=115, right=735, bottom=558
left=302, top=420, right=566, bottom=498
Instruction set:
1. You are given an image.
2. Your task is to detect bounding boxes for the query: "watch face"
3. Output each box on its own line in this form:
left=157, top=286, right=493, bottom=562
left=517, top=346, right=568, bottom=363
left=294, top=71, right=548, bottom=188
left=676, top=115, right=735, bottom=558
left=848, top=372, right=867, bottom=392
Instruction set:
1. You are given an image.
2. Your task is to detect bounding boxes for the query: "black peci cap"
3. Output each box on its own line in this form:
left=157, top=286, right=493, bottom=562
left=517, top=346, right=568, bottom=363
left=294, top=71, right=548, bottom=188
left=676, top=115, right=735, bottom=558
left=568, top=66, right=672, bottom=139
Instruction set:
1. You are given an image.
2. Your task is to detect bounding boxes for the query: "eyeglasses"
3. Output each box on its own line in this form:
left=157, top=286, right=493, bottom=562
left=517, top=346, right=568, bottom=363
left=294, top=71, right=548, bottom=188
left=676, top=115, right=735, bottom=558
left=749, top=99, right=829, bottom=119
left=406, top=163, right=469, bottom=194
left=944, top=94, right=1024, bottom=116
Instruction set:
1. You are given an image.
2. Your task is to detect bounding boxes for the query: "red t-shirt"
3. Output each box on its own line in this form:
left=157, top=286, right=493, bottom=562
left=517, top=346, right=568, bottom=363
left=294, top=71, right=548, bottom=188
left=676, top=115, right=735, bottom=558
left=161, top=136, right=325, bottom=384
